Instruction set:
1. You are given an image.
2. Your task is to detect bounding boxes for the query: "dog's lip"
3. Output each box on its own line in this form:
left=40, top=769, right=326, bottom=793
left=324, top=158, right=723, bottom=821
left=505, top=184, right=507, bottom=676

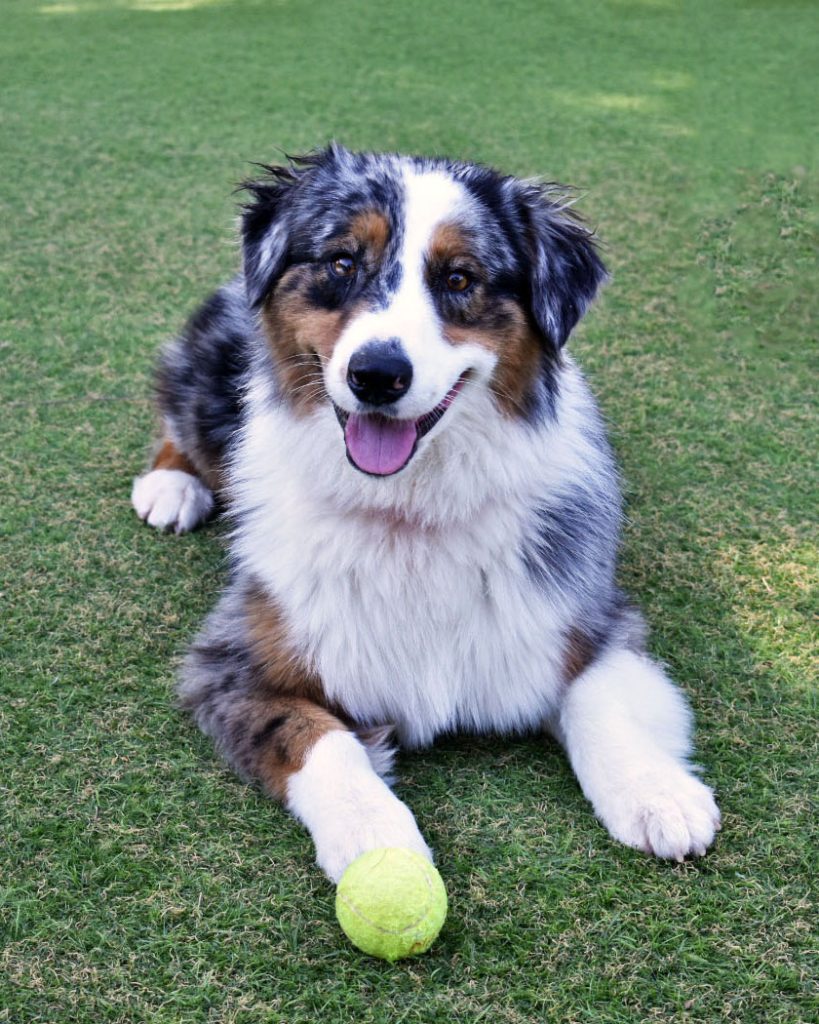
left=334, top=373, right=468, bottom=476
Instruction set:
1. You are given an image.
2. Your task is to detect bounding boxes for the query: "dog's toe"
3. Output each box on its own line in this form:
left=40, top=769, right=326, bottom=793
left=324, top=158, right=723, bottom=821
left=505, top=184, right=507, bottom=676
left=605, top=769, right=720, bottom=861
left=639, top=785, right=720, bottom=860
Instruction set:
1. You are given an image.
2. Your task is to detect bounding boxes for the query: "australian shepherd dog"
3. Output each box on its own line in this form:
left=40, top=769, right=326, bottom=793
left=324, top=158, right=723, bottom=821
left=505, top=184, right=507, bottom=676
left=132, top=144, right=719, bottom=882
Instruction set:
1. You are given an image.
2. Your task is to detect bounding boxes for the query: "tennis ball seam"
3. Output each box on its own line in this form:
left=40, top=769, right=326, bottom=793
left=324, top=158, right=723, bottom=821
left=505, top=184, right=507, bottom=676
left=336, top=872, right=436, bottom=936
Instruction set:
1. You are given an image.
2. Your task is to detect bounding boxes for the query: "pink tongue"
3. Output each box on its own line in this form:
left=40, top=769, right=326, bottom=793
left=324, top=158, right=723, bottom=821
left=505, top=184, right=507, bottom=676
left=345, top=414, right=418, bottom=476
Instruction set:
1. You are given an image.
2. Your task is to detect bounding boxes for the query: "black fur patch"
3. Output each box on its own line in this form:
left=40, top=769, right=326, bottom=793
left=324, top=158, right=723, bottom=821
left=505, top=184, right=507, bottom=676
left=252, top=714, right=290, bottom=748
left=155, top=279, right=252, bottom=481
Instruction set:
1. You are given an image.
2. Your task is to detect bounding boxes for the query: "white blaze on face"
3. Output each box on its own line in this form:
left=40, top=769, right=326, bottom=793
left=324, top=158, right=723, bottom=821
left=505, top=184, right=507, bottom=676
left=325, top=166, right=497, bottom=421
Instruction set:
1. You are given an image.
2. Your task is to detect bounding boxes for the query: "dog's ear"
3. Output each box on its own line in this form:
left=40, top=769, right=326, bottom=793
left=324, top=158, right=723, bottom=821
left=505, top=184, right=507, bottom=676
left=516, top=183, right=608, bottom=351
left=240, top=145, right=351, bottom=308
left=241, top=163, right=299, bottom=308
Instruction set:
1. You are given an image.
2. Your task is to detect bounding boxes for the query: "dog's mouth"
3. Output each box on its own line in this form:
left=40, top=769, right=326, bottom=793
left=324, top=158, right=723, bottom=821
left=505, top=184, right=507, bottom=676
left=334, top=375, right=467, bottom=477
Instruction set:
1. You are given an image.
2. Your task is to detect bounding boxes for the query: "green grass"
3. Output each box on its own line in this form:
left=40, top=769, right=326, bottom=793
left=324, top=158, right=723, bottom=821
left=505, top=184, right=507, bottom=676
left=1, top=1, right=816, bottom=1021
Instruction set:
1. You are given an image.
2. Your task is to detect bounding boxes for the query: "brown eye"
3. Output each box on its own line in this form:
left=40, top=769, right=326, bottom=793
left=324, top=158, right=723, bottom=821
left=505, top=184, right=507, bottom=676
left=330, top=255, right=356, bottom=278
left=446, top=270, right=471, bottom=292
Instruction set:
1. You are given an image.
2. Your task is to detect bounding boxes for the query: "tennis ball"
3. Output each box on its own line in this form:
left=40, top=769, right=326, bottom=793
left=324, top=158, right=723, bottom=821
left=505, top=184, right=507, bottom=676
left=335, top=847, right=447, bottom=961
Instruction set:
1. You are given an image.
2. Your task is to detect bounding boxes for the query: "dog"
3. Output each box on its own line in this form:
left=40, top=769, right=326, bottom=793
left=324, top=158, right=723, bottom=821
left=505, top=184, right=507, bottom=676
left=132, top=143, right=720, bottom=882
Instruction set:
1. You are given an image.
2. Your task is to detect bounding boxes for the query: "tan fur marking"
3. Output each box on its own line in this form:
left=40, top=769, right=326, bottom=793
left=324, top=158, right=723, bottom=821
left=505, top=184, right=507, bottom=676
left=243, top=585, right=347, bottom=798
left=153, top=438, right=199, bottom=476
left=259, top=209, right=390, bottom=415
left=429, top=221, right=473, bottom=265
left=239, top=695, right=346, bottom=800
left=430, top=221, right=543, bottom=418
left=261, top=279, right=361, bottom=417
left=245, top=585, right=325, bottom=703
left=444, top=300, right=542, bottom=418
left=152, top=438, right=222, bottom=491
left=563, top=626, right=598, bottom=684
left=349, top=209, right=390, bottom=260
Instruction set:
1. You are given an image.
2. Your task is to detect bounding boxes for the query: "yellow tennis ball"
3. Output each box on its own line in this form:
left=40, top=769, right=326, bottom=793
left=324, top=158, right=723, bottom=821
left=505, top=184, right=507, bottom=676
left=335, top=847, right=448, bottom=961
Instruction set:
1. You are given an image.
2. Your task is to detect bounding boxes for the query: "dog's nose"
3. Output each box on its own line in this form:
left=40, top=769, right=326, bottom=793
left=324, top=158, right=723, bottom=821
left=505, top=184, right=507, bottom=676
left=347, top=340, right=413, bottom=406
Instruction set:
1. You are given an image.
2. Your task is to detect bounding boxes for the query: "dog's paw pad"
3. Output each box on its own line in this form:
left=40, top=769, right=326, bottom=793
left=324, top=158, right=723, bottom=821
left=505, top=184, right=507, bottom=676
left=131, top=469, right=214, bottom=534
left=609, top=771, right=720, bottom=861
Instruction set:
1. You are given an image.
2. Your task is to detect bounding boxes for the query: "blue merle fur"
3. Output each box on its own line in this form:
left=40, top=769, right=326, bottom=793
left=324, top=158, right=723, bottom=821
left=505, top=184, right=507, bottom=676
left=155, top=277, right=252, bottom=487
left=153, top=145, right=635, bottom=739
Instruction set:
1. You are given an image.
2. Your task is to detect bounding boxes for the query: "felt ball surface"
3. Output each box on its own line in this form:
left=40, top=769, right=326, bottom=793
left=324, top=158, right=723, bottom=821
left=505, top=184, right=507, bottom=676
left=335, top=847, right=447, bottom=961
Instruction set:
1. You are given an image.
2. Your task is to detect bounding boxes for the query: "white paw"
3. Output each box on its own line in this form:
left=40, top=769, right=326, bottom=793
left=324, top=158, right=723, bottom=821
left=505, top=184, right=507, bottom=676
left=285, top=730, right=433, bottom=883
left=600, top=766, right=721, bottom=861
left=131, top=468, right=214, bottom=534
left=313, top=795, right=434, bottom=884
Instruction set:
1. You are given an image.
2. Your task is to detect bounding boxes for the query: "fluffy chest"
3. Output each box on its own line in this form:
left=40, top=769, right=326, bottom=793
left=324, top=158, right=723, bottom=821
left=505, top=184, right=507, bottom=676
left=242, top=493, right=570, bottom=747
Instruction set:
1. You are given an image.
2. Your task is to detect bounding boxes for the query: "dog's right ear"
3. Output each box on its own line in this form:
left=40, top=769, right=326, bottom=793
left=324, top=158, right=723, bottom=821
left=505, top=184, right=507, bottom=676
left=240, top=162, right=301, bottom=309
left=241, top=144, right=352, bottom=308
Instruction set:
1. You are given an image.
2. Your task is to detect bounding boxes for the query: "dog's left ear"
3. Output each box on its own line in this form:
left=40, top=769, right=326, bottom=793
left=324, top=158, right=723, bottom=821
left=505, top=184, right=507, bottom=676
left=517, top=184, right=608, bottom=351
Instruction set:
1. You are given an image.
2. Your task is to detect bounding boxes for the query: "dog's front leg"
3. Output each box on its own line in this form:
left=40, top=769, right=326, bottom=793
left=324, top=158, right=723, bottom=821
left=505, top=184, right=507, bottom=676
left=286, top=728, right=432, bottom=882
left=555, top=646, right=721, bottom=861
left=178, top=599, right=432, bottom=882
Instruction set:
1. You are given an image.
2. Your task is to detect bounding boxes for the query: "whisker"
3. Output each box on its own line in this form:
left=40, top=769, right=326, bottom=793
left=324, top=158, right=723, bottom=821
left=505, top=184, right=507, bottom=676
left=274, top=353, right=326, bottom=368
left=489, top=381, right=528, bottom=414
left=288, top=376, right=326, bottom=391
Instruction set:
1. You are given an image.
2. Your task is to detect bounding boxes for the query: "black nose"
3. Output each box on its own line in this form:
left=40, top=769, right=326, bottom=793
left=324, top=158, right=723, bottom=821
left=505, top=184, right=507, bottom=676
left=347, top=340, right=413, bottom=406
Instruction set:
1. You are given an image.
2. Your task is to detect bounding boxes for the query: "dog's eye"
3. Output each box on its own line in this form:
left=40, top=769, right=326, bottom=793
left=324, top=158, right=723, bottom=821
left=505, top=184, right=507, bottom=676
left=329, top=255, right=356, bottom=278
left=445, top=270, right=471, bottom=293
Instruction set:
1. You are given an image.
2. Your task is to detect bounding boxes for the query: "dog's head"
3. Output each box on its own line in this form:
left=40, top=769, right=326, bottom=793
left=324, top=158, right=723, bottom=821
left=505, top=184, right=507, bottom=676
left=242, top=143, right=607, bottom=477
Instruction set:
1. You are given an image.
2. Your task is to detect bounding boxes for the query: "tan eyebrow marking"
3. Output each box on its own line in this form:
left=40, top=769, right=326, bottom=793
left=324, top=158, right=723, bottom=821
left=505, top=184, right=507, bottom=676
left=428, top=220, right=474, bottom=265
left=348, top=209, right=390, bottom=258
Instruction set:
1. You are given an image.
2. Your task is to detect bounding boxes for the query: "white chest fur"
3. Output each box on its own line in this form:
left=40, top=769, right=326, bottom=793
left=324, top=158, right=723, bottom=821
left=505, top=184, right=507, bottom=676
left=263, top=502, right=566, bottom=745
left=231, top=374, right=598, bottom=746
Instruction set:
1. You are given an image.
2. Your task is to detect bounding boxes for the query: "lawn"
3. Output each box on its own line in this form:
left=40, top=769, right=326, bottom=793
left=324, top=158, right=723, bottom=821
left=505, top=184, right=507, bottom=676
left=1, top=0, right=816, bottom=1021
